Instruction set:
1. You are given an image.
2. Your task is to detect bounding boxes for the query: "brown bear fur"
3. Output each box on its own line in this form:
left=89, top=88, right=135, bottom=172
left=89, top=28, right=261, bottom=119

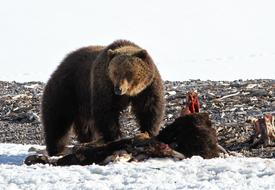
left=42, top=40, right=164, bottom=156
left=157, top=113, right=219, bottom=159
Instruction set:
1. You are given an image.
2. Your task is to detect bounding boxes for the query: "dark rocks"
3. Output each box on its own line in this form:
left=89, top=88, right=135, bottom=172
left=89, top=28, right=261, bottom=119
left=0, top=81, right=44, bottom=144
left=0, top=79, right=274, bottom=158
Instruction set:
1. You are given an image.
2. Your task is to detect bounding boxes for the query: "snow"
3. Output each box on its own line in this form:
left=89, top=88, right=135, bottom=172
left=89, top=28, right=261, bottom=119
left=0, top=144, right=275, bottom=190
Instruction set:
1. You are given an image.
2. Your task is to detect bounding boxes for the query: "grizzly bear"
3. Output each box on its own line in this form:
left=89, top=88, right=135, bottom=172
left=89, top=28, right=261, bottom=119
left=42, top=40, right=164, bottom=156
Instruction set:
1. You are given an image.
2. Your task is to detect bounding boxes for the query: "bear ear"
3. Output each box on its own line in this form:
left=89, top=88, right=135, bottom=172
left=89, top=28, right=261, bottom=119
left=134, top=49, right=148, bottom=60
left=107, top=49, right=116, bottom=60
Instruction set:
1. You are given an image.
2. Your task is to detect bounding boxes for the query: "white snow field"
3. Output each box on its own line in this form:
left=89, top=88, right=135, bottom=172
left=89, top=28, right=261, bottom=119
left=0, top=144, right=274, bottom=190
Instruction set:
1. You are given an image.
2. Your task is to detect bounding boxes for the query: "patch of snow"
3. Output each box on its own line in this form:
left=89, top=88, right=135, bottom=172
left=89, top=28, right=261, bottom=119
left=167, top=91, right=177, bottom=96
left=167, top=114, right=174, bottom=119
left=0, top=144, right=275, bottom=190
left=24, top=84, right=41, bottom=89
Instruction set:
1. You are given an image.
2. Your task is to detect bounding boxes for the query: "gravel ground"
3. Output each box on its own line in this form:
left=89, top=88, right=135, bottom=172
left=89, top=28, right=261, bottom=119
left=0, top=80, right=274, bottom=158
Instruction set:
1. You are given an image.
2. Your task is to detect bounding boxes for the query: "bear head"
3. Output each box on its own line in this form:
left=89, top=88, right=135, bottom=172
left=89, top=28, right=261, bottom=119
left=107, top=47, right=155, bottom=96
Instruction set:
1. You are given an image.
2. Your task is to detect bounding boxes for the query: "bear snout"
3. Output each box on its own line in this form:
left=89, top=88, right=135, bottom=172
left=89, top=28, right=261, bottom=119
left=114, top=85, right=123, bottom=95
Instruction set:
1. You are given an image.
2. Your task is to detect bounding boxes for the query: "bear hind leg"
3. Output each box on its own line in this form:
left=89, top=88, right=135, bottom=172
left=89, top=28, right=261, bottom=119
left=43, top=113, right=74, bottom=156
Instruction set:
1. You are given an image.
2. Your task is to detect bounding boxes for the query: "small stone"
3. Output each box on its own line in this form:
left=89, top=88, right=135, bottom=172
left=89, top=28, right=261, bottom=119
left=24, top=154, right=49, bottom=165
left=250, top=89, right=268, bottom=96
left=246, top=84, right=258, bottom=89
